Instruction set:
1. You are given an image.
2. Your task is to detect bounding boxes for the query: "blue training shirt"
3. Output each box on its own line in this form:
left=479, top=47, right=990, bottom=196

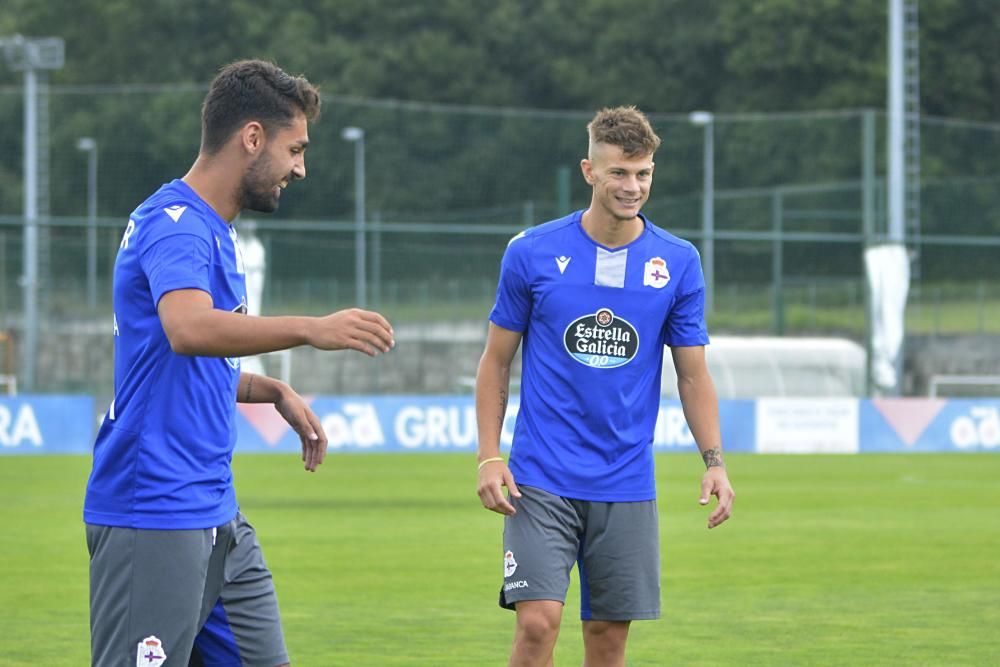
left=84, top=179, right=248, bottom=529
left=490, top=210, right=709, bottom=502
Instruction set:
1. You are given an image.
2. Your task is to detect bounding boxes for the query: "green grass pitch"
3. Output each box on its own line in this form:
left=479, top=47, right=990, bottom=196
left=1, top=452, right=998, bottom=666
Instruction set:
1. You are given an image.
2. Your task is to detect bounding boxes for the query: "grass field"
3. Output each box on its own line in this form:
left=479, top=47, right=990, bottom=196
left=1, top=452, right=998, bottom=666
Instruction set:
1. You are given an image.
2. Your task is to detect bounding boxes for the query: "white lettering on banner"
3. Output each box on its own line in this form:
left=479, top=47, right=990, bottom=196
left=950, top=406, right=1000, bottom=449
left=321, top=403, right=385, bottom=449
left=653, top=406, right=695, bottom=448
left=756, top=398, right=859, bottom=454
left=0, top=404, right=43, bottom=448
left=499, top=405, right=519, bottom=448
left=395, top=406, right=476, bottom=449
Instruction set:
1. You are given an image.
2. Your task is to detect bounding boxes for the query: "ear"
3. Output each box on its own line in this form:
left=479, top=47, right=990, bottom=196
left=580, top=158, right=595, bottom=186
left=239, top=121, right=266, bottom=155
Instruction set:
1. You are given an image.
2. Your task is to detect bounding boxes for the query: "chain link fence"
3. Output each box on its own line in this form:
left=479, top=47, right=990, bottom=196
left=1, top=84, right=999, bottom=396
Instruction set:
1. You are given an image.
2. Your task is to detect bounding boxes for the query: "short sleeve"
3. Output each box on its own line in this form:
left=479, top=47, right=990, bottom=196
left=489, top=236, right=532, bottom=333
left=140, top=227, right=214, bottom=307
left=664, top=248, right=709, bottom=347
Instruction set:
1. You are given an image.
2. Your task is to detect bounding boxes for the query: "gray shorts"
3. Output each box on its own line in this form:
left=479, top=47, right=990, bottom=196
left=499, top=485, right=660, bottom=622
left=87, top=512, right=288, bottom=667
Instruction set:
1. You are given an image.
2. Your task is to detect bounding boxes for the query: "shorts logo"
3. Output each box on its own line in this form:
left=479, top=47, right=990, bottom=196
left=504, top=579, right=529, bottom=592
left=563, top=308, right=639, bottom=368
left=136, top=635, right=166, bottom=666
left=504, top=550, right=518, bottom=577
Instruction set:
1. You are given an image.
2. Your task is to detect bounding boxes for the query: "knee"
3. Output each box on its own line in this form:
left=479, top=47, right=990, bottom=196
left=515, top=604, right=562, bottom=646
left=583, top=620, right=630, bottom=655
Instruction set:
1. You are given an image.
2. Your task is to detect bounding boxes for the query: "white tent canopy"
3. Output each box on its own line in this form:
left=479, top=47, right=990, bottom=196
left=662, top=336, right=867, bottom=399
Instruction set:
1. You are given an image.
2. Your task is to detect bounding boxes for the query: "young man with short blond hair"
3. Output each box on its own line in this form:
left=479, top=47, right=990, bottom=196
left=476, top=106, right=734, bottom=667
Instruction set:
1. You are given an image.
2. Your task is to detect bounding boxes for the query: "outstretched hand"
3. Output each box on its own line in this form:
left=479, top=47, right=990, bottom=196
left=309, top=308, right=395, bottom=356
left=274, top=388, right=328, bottom=472
left=477, top=459, right=521, bottom=516
left=699, top=466, right=735, bottom=529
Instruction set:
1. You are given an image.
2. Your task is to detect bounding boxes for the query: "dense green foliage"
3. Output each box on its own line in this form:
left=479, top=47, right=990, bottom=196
left=1, top=452, right=998, bottom=665
left=3, top=1, right=999, bottom=117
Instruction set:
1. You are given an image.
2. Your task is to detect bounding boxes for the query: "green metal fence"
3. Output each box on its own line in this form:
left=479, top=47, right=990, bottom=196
left=1, top=85, right=1000, bottom=393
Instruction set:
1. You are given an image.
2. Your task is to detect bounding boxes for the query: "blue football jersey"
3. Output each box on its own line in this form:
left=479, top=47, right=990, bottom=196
left=84, top=180, right=248, bottom=529
left=490, top=210, right=709, bottom=502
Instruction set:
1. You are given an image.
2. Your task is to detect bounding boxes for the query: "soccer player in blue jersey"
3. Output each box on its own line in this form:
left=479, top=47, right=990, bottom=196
left=475, top=106, right=735, bottom=667
left=83, top=60, right=395, bottom=667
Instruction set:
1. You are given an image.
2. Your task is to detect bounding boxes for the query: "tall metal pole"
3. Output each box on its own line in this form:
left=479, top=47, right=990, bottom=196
left=22, top=67, right=39, bottom=391
left=341, top=126, right=366, bottom=308
left=771, top=188, right=784, bottom=335
left=862, top=109, right=876, bottom=397
left=2, top=35, right=64, bottom=392
left=689, top=111, right=715, bottom=314
left=887, top=0, right=905, bottom=244
left=77, top=137, right=98, bottom=310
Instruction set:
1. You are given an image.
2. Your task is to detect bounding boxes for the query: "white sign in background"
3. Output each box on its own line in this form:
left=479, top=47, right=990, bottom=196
left=756, top=398, right=859, bottom=454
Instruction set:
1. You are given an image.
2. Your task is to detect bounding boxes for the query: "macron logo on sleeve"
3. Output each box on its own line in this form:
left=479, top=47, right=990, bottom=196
left=164, top=205, right=187, bottom=222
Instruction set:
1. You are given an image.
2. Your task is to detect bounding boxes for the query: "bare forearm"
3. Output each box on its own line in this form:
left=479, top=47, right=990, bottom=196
left=237, top=372, right=289, bottom=404
left=475, top=357, right=510, bottom=460
left=678, top=375, right=725, bottom=468
left=169, top=310, right=314, bottom=357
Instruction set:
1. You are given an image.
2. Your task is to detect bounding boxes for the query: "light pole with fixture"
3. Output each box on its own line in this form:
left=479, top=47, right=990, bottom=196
left=0, top=34, right=65, bottom=391
left=689, top=110, right=715, bottom=315
left=341, top=126, right=366, bottom=308
left=76, top=137, right=98, bottom=309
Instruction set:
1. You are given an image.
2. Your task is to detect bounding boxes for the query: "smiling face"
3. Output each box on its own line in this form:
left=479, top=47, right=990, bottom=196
left=239, top=113, right=309, bottom=213
left=581, top=141, right=655, bottom=224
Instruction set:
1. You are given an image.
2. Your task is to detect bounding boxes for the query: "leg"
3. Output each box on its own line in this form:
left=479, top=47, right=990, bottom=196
left=574, top=499, right=660, bottom=666
left=192, top=513, right=289, bottom=667
left=87, top=524, right=216, bottom=667
left=498, top=486, right=585, bottom=667
left=510, top=600, right=564, bottom=667
left=581, top=620, right=630, bottom=667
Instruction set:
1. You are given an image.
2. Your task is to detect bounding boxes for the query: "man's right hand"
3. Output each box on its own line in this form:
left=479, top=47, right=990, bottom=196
left=307, top=308, right=394, bottom=356
left=477, top=459, right=521, bottom=516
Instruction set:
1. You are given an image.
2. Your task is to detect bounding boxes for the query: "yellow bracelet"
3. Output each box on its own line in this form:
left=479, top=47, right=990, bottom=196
left=477, top=456, right=504, bottom=470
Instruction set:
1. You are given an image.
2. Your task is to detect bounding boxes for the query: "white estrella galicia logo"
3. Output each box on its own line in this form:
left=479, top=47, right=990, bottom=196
left=504, top=550, right=518, bottom=577
left=136, top=635, right=167, bottom=666
left=163, top=205, right=187, bottom=223
left=555, top=256, right=571, bottom=274
left=643, top=257, right=670, bottom=288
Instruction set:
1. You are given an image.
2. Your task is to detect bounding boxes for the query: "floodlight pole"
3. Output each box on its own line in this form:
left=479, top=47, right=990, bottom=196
left=341, top=126, right=366, bottom=308
left=1, top=35, right=65, bottom=392
left=689, top=111, right=715, bottom=314
left=77, top=137, right=98, bottom=310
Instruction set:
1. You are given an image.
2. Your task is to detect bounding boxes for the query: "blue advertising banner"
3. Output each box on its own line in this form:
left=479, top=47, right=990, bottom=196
left=234, top=396, right=758, bottom=454
left=3, top=395, right=999, bottom=455
left=860, top=398, right=1000, bottom=452
left=0, top=395, right=95, bottom=454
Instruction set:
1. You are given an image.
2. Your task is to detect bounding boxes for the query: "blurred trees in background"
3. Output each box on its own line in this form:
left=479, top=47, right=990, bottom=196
left=0, top=0, right=997, bottom=235
left=2, top=0, right=998, bottom=117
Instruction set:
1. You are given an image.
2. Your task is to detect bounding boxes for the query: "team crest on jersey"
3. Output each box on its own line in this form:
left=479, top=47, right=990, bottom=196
left=504, top=550, right=518, bottom=577
left=225, top=298, right=248, bottom=370
left=136, top=635, right=166, bottom=666
left=564, top=308, right=639, bottom=368
left=643, top=257, right=670, bottom=288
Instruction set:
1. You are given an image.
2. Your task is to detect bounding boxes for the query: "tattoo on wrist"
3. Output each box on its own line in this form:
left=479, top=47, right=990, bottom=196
left=244, top=375, right=254, bottom=403
left=497, top=389, right=508, bottom=431
left=702, top=447, right=724, bottom=468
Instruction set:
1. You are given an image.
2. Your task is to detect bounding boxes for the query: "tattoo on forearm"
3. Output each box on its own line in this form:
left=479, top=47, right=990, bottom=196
left=702, top=447, right=724, bottom=468
left=244, top=375, right=254, bottom=403
left=497, top=388, right=508, bottom=432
